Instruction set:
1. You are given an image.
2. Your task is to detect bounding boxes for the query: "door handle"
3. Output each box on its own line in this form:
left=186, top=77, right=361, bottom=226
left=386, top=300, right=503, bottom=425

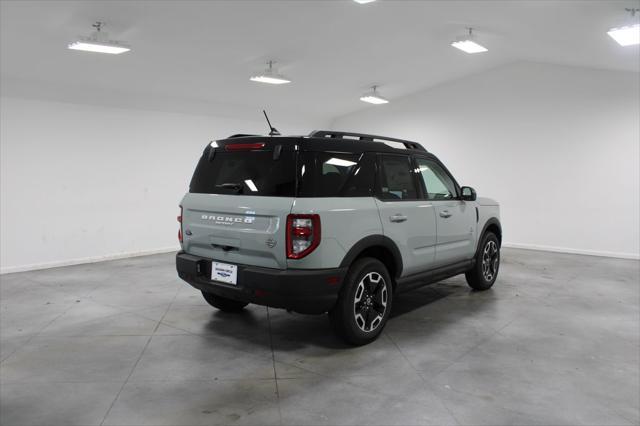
left=439, top=210, right=452, bottom=218
left=390, top=214, right=408, bottom=223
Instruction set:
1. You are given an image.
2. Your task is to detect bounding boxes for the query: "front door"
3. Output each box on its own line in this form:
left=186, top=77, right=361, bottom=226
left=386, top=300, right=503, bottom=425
left=414, top=157, right=476, bottom=266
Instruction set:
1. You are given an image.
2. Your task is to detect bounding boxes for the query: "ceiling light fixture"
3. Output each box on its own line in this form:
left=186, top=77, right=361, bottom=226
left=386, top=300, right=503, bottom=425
left=353, top=0, right=376, bottom=4
left=360, top=85, right=389, bottom=105
left=244, top=179, right=258, bottom=192
left=607, top=8, right=640, bottom=46
left=451, top=27, right=488, bottom=54
left=250, top=60, right=291, bottom=85
left=68, top=21, right=131, bottom=54
left=325, top=158, right=357, bottom=167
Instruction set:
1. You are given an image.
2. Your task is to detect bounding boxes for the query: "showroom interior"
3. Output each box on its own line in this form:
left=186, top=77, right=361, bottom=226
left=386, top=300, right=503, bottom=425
left=0, top=0, right=638, bottom=425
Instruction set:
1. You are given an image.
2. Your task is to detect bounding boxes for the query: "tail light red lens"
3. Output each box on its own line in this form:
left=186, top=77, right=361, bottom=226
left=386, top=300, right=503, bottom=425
left=286, top=214, right=321, bottom=259
left=178, top=206, right=183, bottom=243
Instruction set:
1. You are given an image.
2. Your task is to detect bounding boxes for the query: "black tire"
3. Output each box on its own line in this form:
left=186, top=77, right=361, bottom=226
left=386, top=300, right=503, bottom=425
left=329, top=257, right=393, bottom=346
left=465, top=232, right=500, bottom=291
left=201, top=291, right=248, bottom=312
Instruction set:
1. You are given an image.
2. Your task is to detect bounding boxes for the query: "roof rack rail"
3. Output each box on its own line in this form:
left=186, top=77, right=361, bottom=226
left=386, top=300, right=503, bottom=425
left=309, top=130, right=425, bottom=151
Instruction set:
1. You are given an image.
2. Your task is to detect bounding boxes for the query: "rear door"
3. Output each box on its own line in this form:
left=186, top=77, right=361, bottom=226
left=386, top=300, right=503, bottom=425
left=180, top=141, right=297, bottom=269
left=414, top=157, right=476, bottom=266
left=374, top=154, right=437, bottom=276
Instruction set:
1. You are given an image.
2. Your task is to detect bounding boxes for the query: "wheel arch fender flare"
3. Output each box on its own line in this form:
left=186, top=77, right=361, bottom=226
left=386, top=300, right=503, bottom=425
left=339, top=235, right=403, bottom=278
left=475, top=217, right=502, bottom=257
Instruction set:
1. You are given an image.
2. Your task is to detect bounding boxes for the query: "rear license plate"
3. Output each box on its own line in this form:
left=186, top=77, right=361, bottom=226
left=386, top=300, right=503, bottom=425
left=211, top=262, right=237, bottom=285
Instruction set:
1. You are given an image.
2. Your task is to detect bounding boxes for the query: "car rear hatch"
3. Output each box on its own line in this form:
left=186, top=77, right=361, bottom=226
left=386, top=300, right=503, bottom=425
left=180, top=137, right=300, bottom=269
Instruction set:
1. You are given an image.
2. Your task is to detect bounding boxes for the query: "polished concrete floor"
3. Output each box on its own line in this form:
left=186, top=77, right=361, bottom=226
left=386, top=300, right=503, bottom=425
left=0, top=248, right=638, bottom=426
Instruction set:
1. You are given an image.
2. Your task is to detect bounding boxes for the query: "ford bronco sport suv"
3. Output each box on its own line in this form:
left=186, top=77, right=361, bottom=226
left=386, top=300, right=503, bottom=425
left=176, top=130, right=501, bottom=345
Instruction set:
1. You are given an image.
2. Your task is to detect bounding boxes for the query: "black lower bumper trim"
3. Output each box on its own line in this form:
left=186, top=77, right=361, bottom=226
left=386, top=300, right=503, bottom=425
left=176, top=251, right=346, bottom=314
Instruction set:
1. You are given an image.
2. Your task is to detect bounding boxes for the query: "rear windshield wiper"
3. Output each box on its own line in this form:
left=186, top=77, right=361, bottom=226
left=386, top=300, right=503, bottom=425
left=216, top=183, right=243, bottom=193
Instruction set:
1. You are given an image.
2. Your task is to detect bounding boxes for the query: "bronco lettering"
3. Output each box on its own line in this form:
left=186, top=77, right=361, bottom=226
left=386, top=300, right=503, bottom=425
left=201, top=214, right=255, bottom=224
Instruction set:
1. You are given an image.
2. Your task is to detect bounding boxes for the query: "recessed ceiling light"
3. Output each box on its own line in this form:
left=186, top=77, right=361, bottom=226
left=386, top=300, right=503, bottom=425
left=250, top=60, right=291, bottom=85
left=353, top=0, right=376, bottom=4
left=68, top=21, right=131, bottom=54
left=607, top=8, right=640, bottom=46
left=360, top=86, right=389, bottom=105
left=451, top=27, right=488, bottom=54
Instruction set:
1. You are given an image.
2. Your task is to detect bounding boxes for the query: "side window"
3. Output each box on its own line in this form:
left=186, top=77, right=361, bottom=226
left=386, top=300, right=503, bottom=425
left=341, top=153, right=375, bottom=197
left=298, top=152, right=375, bottom=197
left=415, top=158, right=457, bottom=200
left=378, top=155, right=419, bottom=200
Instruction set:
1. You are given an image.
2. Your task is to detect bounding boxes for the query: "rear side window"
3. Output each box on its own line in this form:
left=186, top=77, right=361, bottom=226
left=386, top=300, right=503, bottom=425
left=298, top=152, right=375, bottom=197
left=189, top=150, right=296, bottom=196
left=377, top=155, right=419, bottom=200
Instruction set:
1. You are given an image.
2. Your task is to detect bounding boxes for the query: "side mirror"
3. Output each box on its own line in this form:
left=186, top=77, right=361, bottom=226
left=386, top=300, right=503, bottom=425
left=461, top=186, right=477, bottom=201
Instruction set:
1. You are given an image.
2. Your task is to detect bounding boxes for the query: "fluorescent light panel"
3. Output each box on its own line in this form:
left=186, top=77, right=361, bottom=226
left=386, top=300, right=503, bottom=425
left=68, top=41, right=130, bottom=54
left=353, top=0, right=376, bottom=3
left=244, top=179, right=258, bottom=192
left=607, top=24, right=640, bottom=46
left=451, top=39, right=488, bottom=54
left=360, top=94, right=389, bottom=105
left=249, top=75, right=291, bottom=85
left=325, top=158, right=357, bottom=167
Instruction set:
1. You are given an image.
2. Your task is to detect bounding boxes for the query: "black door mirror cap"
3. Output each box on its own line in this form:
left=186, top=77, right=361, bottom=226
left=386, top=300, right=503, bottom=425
left=461, top=186, right=477, bottom=201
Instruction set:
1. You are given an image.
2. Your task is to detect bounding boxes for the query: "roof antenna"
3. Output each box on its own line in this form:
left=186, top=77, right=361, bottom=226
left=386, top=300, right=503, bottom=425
left=263, top=110, right=281, bottom=136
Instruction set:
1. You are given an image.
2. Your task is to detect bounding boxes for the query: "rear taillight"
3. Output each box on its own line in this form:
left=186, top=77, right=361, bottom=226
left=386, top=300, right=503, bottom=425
left=177, top=206, right=183, bottom=243
left=286, top=214, right=321, bottom=259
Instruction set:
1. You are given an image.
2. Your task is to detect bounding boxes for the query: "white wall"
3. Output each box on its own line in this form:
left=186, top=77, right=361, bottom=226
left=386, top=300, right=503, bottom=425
left=0, top=97, right=320, bottom=273
left=332, top=62, right=640, bottom=259
left=2, top=62, right=638, bottom=272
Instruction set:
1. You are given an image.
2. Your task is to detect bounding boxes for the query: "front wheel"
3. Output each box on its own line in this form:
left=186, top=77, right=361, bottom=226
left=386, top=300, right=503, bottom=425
left=329, top=257, right=393, bottom=346
left=201, top=291, right=248, bottom=312
left=465, top=232, right=500, bottom=291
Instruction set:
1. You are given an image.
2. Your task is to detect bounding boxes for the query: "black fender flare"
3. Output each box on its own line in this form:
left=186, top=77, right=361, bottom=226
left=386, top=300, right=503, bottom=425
left=474, top=217, right=502, bottom=257
left=339, top=235, right=403, bottom=278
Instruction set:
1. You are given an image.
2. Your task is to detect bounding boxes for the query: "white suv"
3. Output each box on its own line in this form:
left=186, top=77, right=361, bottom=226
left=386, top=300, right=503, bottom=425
left=176, top=130, right=501, bottom=345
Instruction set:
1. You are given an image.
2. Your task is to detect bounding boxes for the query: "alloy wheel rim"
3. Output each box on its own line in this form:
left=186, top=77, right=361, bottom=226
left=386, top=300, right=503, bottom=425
left=482, top=240, right=499, bottom=281
left=353, top=272, right=388, bottom=333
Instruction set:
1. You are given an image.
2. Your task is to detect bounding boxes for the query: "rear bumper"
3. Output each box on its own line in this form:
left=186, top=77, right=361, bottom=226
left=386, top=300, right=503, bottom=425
left=176, top=251, right=347, bottom=314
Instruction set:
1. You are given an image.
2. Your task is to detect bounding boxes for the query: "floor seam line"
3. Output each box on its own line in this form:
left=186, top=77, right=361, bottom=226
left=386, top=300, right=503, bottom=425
left=384, top=332, right=461, bottom=426
left=266, top=307, right=284, bottom=426
left=98, top=286, right=180, bottom=426
left=430, top=316, right=517, bottom=381
left=0, top=297, right=81, bottom=364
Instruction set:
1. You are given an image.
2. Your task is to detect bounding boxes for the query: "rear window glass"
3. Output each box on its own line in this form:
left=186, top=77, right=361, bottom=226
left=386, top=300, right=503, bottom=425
left=297, top=152, right=375, bottom=197
left=189, top=150, right=296, bottom=196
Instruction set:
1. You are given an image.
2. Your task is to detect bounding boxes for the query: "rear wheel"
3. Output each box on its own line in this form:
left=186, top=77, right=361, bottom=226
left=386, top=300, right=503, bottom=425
left=201, top=291, right=248, bottom=312
left=329, top=258, right=393, bottom=346
left=465, top=232, right=500, bottom=291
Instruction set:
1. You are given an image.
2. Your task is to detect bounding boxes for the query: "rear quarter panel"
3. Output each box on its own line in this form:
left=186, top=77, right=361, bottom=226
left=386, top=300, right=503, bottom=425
left=288, top=197, right=383, bottom=269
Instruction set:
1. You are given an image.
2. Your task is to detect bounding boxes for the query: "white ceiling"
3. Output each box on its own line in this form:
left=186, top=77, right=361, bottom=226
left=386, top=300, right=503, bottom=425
left=1, top=0, right=639, bottom=122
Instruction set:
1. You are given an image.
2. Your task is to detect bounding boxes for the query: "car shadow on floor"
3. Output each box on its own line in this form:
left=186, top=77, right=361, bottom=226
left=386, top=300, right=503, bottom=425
left=202, top=279, right=496, bottom=351
left=389, top=283, right=460, bottom=319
